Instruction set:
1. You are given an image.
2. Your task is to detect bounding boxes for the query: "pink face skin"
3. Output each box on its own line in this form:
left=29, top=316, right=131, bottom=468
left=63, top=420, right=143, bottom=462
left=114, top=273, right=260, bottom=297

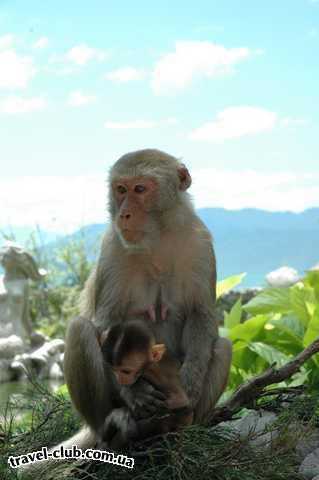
left=112, top=351, right=148, bottom=386
left=111, top=344, right=165, bottom=385
left=113, top=176, right=158, bottom=243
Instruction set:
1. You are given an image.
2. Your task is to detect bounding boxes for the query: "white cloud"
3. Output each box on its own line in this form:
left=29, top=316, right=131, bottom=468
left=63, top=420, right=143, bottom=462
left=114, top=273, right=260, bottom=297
left=67, top=90, right=96, bottom=107
left=0, top=96, right=47, bottom=114
left=280, top=116, right=308, bottom=128
left=190, top=106, right=277, bottom=142
left=105, top=67, right=145, bottom=83
left=0, top=176, right=107, bottom=234
left=0, top=171, right=317, bottom=234
left=65, top=44, right=106, bottom=66
left=152, top=41, right=251, bottom=95
left=33, top=37, right=49, bottom=49
left=0, top=34, right=14, bottom=50
left=0, top=50, right=36, bottom=89
left=191, top=169, right=319, bottom=212
left=104, top=118, right=177, bottom=129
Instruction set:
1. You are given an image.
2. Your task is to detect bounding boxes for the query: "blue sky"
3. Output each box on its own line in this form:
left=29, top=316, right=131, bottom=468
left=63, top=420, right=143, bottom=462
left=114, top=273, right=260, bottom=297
left=0, top=0, right=318, bottom=232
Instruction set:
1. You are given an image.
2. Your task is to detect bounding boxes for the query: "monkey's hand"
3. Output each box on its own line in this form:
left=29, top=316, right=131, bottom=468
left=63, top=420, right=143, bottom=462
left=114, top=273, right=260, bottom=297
left=120, top=378, right=167, bottom=420
left=100, top=408, right=137, bottom=450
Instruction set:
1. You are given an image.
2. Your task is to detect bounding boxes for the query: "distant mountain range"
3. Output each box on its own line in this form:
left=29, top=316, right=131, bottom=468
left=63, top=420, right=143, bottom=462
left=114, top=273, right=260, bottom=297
left=1, top=208, right=319, bottom=288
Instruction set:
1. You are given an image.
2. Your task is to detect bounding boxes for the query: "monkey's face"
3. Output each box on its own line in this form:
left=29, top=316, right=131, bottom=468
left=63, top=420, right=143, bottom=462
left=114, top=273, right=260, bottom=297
left=112, top=176, right=160, bottom=248
left=112, top=350, right=148, bottom=385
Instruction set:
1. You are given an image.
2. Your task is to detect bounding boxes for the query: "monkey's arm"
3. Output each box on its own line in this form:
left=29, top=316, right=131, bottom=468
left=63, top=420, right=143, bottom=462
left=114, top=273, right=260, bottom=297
left=179, top=238, right=218, bottom=407
left=64, top=316, right=116, bottom=434
left=180, top=307, right=215, bottom=407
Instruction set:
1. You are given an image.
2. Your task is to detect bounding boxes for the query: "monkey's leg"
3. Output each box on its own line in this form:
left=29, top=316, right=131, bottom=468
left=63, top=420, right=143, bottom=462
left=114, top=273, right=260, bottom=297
left=193, top=337, right=232, bottom=423
left=64, top=316, right=116, bottom=435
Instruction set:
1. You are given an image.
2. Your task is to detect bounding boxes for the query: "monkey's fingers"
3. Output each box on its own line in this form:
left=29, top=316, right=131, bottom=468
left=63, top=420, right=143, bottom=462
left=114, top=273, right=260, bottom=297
left=133, top=391, right=168, bottom=418
left=151, top=388, right=167, bottom=401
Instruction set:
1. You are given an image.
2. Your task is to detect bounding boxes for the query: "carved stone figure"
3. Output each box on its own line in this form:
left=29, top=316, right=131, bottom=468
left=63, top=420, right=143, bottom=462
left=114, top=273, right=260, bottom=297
left=0, top=242, right=64, bottom=383
left=0, top=242, right=46, bottom=341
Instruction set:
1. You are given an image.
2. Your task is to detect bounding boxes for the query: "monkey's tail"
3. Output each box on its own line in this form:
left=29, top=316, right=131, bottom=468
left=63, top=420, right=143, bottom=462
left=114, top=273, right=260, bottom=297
left=16, top=427, right=97, bottom=479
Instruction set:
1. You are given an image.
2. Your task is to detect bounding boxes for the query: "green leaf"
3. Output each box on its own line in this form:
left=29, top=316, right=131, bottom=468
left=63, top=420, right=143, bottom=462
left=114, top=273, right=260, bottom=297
left=272, top=314, right=305, bottom=339
left=290, top=286, right=312, bottom=326
left=303, top=306, right=319, bottom=347
left=218, top=326, right=230, bottom=338
left=306, top=302, right=316, bottom=317
left=288, top=369, right=309, bottom=387
left=224, top=298, right=242, bottom=329
left=216, top=273, right=246, bottom=299
left=264, top=320, right=304, bottom=356
left=56, top=384, right=70, bottom=398
left=243, top=288, right=291, bottom=315
left=304, top=270, right=319, bottom=302
left=248, top=342, right=290, bottom=367
left=229, top=314, right=268, bottom=342
left=232, top=340, right=258, bottom=371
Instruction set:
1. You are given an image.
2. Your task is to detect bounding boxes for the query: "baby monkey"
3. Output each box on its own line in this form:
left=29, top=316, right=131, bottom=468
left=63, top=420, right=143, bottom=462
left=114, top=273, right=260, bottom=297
left=100, top=320, right=193, bottom=442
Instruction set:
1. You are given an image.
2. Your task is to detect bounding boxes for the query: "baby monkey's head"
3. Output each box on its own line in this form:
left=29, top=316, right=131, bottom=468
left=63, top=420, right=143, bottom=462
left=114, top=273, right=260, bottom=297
left=100, top=320, right=166, bottom=386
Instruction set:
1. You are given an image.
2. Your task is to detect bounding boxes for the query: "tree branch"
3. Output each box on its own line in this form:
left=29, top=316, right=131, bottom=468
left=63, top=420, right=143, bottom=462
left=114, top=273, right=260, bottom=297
left=208, top=338, right=319, bottom=425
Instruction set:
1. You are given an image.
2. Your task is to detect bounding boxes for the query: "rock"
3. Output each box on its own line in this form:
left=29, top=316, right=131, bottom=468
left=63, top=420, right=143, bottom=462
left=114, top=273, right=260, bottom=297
left=0, top=359, right=14, bottom=382
left=221, top=409, right=278, bottom=447
left=299, top=448, right=319, bottom=479
left=296, top=430, right=319, bottom=460
left=30, top=331, right=47, bottom=348
left=12, top=339, right=65, bottom=379
left=0, top=335, right=24, bottom=359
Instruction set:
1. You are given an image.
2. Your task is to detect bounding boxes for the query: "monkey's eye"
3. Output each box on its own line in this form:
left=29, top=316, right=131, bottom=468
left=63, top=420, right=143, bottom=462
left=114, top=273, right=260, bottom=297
left=116, top=185, right=126, bottom=194
left=134, top=185, right=146, bottom=193
left=120, top=368, right=133, bottom=375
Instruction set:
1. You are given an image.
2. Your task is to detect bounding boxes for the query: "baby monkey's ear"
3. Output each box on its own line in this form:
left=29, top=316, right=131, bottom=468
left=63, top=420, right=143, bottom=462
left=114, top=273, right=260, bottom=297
left=150, top=343, right=166, bottom=362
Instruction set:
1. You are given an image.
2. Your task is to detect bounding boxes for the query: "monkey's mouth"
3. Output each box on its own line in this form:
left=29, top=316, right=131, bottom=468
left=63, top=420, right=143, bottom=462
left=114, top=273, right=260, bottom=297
left=121, top=229, right=144, bottom=243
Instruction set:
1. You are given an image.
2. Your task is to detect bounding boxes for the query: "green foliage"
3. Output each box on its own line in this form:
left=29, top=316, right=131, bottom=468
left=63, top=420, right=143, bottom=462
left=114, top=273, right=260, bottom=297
left=218, top=270, right=319, bottom=391
left=2, top=389, right=310, bottom=480
left=216, top=273, right=247, bottom=299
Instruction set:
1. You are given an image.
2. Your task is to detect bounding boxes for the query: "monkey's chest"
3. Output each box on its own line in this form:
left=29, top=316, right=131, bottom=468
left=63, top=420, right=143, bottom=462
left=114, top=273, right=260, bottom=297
left=122, top=266, right=180, bottom=318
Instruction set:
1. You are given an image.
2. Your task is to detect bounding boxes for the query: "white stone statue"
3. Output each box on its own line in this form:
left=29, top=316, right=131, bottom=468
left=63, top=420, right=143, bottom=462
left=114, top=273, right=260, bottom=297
left=0, top=242, right=47, bottom=341
left=0, top=242, right=64, bottom=383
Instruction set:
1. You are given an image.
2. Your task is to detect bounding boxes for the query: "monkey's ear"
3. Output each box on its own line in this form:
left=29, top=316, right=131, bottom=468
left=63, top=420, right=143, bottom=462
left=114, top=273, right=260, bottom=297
left=99, top=329, right=110, bottom=346
left=150, top=343, right=166, bottom=362
left=177, top=164, right=192, bottom=191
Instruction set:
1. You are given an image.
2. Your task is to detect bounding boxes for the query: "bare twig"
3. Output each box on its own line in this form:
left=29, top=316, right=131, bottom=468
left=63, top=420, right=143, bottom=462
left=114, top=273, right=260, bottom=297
left=208, top=338, right=319, bottom=425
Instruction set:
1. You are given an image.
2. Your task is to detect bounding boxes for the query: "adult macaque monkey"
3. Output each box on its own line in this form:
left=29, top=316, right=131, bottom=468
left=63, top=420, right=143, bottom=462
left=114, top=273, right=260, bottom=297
left=64, top=148, right=232, bottom=447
